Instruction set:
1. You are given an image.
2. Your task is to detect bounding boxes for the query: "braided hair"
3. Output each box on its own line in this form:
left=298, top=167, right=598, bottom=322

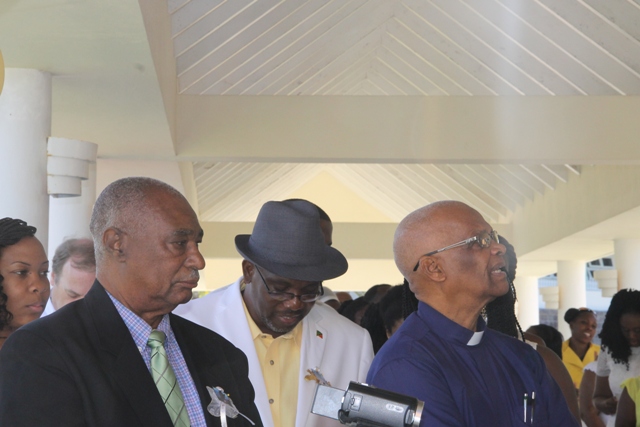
left=599, top=288, right=640, bottom=367
left=0, top=218, right=38, bottom=331
left=484, top=236, right=525, bottom=341
left=401, top=279, right=419, bottom=319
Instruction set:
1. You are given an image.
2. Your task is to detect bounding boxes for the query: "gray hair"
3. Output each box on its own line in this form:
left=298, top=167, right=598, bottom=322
left=52, top=238, right=95, bottom=283
left=90, top=177, right=185, bottom=263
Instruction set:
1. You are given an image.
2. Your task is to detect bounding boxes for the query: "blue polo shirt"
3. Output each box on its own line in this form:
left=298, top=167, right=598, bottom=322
left=367, top=302, right=579, bottom=427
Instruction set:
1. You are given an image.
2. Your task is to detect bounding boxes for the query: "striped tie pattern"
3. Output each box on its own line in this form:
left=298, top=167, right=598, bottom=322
left=147, top=330, right=191, bottom=427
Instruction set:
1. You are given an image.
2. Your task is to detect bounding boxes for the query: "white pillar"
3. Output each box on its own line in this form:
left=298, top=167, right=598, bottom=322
left=515, top=276, right=540, bottom=330
left=614, top=239, right=640, bottom=291
left=557, top=260, right=587, bottom=340
left=47, top=138, right=98, bottom=256
left=0, top=69, right=51, bottom=248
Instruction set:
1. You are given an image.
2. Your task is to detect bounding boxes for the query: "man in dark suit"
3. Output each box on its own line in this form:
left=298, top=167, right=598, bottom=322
left=0, top=177, right=262, bottom=427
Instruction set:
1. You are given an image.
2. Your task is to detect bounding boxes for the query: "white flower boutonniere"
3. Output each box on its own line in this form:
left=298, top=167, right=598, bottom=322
left=206, top=386, right=255, bottom=427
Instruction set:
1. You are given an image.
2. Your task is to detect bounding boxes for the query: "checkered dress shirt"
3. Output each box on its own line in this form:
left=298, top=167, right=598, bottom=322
left=107, top=292, right=206, bottom=427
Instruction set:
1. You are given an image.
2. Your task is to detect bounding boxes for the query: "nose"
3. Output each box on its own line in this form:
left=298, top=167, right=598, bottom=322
left=491, top=240, right=506, bottom=256
left=185, top=243, right=206, bottom=270
left=282, top=295, right=305, bottom=310
left=30, top=274, right=50, bottom=295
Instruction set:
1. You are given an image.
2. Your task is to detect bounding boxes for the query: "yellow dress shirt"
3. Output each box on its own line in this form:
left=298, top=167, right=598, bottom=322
left=562, top=339, right=600, bottom=389
left=242, top=298, right=301, bottom=427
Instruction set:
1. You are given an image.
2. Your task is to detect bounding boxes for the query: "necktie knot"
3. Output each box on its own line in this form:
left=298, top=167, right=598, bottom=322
left=148, top=329, right=167, bottom=349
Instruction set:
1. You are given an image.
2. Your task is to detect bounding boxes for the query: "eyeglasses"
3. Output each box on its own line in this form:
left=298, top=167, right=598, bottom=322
left=412, top=230, right=500, bottom=272
left=255, top=267, right=324, bottom=302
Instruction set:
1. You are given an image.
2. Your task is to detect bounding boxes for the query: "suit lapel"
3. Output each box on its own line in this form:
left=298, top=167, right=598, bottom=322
left=171, top=314, right=224, bottom=427
left=296, top=307, right=327, bottom=427
left=220, top=282, right=274, bottom=427
left=83, top=282, right=174, bottom=427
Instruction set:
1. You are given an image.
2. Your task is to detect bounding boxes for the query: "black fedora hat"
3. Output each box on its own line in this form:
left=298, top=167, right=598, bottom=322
left=235, top=200, right=348, bottom=281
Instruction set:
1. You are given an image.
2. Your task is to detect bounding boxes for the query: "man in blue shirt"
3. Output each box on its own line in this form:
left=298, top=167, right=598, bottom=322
left=367, top=200, right=579, bottom=426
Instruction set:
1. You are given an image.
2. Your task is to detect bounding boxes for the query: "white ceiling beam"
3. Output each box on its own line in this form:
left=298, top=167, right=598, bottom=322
left=176, top=95, right=640, bottom=163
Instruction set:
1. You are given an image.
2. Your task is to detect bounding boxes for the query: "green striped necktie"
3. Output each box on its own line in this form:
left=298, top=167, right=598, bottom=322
left=147, top=329, right=191, bottom=427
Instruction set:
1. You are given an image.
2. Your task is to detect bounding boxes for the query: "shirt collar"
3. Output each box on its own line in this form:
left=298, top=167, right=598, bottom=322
left=106, top=290, right=174, bottom=349
left=417, top=301, right=485, bottom=346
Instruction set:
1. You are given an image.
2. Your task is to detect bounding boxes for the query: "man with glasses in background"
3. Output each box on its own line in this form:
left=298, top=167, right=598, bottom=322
left=367, top=200, right=580, bottom=426
left=175, top=199, right=374, bottom=427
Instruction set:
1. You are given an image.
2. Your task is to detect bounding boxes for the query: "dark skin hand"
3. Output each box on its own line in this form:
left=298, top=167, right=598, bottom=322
left=593, top=375, right=618, bottom=415
left=579, top=369, right=606, bottom=427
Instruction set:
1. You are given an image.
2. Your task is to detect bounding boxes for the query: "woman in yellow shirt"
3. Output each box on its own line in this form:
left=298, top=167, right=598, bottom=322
left=563, top=307, right=600, bottom=390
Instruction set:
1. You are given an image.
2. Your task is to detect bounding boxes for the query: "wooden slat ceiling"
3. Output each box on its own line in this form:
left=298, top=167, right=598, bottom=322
left=169, top=1, right=637, bottom=222
left=195, top=162, right=581, bottom=223
left=170, top=0, right=640, bottom=96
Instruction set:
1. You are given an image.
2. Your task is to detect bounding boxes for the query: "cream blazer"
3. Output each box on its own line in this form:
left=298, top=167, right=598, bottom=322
left=174, top=278, right=374, bottom=427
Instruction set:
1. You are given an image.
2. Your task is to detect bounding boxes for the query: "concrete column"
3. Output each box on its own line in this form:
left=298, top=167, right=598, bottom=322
left=614, top=239, right=640, bottom=291
left=557, top=260, right=587, bottom=340
left=47, top=138, right=98, bottom=256
left=0, top=69, right=51, bottom=248
left=514, top=276, right=540, bottom=330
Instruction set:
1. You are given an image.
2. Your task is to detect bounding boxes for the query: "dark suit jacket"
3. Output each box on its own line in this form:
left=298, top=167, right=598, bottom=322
left=0, top=282, right=263, bottom=427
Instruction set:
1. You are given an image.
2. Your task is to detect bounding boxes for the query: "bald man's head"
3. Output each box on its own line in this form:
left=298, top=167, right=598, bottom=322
left=395, top=201, right=508, bottom=328
left=394, top=201, right=478, bottom=277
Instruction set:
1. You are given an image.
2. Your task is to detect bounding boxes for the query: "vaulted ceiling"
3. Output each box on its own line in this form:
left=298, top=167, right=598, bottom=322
left=169, top=0, right=640, bottom=96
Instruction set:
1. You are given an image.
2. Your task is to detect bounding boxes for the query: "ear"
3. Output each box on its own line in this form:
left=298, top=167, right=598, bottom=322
left=241, top=260, right=254, bottom=284
left=103, top=228, right=126, bottom=262
left=422, top=257, right=446, bottom=283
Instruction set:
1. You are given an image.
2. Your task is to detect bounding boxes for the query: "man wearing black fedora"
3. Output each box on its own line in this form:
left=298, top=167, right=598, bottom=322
left=175, top=200, right=374, bottom=427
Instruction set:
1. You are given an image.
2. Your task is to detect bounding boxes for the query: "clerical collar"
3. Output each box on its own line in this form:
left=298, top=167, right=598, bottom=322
left=417, top=302, right=485, bottom=346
